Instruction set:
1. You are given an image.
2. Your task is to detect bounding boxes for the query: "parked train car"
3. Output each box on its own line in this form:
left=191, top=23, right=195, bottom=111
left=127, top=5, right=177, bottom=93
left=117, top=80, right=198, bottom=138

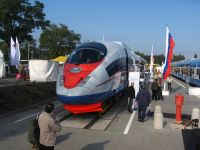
left=171, top=58, right=200, bottom=86
left=56, top=41, right=146, bottom=114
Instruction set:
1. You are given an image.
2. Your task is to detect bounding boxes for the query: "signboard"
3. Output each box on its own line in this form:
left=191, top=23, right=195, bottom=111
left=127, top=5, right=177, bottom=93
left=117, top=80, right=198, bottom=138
left=129, top=72, right=140, bottom=96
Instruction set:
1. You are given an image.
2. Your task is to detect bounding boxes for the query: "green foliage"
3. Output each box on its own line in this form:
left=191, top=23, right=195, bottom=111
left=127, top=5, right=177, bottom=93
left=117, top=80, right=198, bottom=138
left=0, top=39, right=41, bottom=62
left=39, top=24, right=81, bottom=59
left=135, top=51, right=185, bottom=65
left=135, top=51, right=165, bottom=65
left=172, top=54, right=185, bottom=62
left=0, top=0, right=49, bottom=45
left=0, top=41, right=9, bottom=62
left=20, top=40, right=39, bottom=60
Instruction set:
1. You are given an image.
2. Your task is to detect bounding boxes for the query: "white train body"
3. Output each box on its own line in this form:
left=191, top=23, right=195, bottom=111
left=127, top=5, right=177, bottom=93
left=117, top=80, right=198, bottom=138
left=56, top=41, right=144, bottom=113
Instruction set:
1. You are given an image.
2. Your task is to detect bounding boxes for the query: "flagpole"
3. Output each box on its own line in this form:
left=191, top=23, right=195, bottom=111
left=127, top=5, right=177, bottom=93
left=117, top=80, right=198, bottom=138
left=150, top=44, right=154, bottom=79
left=163, top=26, right=168, bottom=91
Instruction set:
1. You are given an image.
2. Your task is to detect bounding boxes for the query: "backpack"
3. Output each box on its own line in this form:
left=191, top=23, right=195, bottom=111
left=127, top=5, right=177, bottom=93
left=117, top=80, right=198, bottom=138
left=27, top=113, right=40, bottom=145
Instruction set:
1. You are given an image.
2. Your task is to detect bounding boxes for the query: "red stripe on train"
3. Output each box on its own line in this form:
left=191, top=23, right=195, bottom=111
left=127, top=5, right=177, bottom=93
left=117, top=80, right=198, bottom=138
left=63, top=60, right=103, bottom=89
left=64, top=102, right=103, bottom=114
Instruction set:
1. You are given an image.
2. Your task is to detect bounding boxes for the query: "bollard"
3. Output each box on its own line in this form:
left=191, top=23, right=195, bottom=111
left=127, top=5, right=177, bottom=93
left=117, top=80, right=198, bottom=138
left=153, top=113, right=163, bottom=129
left=154, top=105, right=162, bottom=113
left=154, top=105, right=162, bottom=118
left=175, top=94, right=184, bottom=124
left=191, top=108, right=200, bottom=120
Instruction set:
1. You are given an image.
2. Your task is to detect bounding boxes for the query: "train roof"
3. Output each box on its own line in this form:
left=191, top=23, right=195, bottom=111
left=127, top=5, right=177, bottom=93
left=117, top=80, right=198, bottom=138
left=172, top=58, right=200, bottom=67
left=83, top=41, right=147, bottom=65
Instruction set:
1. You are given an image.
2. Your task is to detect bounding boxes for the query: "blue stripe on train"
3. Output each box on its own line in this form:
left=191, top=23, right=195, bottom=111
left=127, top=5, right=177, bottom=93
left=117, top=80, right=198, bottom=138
left=172, top=72, right=200, bottom=87
left=189, top=77, right=200, bottom=87
left=57, top=86, right=126, bottom=105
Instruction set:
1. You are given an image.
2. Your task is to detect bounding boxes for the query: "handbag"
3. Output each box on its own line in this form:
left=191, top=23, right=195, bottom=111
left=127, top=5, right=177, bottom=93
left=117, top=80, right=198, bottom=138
left=133, top=100, right=138, bottom=109
left=16, top=73, right=21, bottom=80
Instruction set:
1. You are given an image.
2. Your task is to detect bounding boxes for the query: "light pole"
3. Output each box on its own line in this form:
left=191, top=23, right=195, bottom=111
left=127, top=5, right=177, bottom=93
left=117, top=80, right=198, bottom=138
left=28, top=43, right=33, bottom=61
left=28, top=44, right=30, bottom=61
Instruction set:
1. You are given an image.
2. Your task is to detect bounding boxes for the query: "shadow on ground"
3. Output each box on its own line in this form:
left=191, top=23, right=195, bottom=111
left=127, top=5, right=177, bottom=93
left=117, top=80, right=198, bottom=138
left=81, top=140, right=110, bottom=150
left=170, top=86, right=183, bottom=94
left=56, top=132, right=72, bottom=145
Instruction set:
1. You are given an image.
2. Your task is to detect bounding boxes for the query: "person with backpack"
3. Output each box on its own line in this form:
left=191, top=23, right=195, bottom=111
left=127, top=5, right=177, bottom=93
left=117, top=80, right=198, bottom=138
left=136, top=84, right=151, bottom=122
left=38, top=103, right=61, bottom=150
left=27, top=113, right=41, bottom=149
left=127, top=82, right=135, bottom=113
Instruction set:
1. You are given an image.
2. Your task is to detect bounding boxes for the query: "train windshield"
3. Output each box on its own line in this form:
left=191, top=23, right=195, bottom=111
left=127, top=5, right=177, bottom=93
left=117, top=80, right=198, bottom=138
left=68, top=48, right=106, bottom=64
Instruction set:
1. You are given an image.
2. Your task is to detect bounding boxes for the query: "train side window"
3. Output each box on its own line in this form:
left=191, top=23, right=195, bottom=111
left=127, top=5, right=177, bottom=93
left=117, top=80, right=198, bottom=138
left=190, top=68, right=194, bottom=76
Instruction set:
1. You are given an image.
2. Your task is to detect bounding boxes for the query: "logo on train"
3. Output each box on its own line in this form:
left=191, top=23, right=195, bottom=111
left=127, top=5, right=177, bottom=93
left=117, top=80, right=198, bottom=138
left=70, top=67, right=82, bottom=73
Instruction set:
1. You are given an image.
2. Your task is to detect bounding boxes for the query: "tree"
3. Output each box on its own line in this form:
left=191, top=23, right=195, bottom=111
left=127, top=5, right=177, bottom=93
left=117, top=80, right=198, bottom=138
left=194, top=54, right=197, bottom=58
left=0, top=0, right=49, bottom=45
left=0, top=41, right=9, bottom=62
left=172, top=54, right=185, bottom=62
left=135, top=51, right=165, bottom=65
left=39, top=24, right=81, bottom=59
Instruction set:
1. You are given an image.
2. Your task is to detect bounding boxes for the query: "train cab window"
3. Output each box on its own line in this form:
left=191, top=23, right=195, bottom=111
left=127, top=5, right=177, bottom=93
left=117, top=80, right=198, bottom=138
left=67, top=42, right=107, bottom=64
left=68, top=48, right=106, bottom=64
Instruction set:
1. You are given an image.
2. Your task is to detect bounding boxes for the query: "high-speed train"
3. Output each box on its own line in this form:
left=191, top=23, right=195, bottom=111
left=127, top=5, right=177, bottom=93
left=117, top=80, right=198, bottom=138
left=171, top=58, right=200, bottom=86
left=56, top=41, right=146, bottom=114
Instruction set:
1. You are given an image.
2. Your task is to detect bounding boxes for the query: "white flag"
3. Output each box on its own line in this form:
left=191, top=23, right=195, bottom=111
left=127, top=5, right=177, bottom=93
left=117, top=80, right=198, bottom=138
left=15, top=37, right=21, bottom=65
left=10, top=37, right=16, bottom=66
left=149, top=44, right=154, bottom=76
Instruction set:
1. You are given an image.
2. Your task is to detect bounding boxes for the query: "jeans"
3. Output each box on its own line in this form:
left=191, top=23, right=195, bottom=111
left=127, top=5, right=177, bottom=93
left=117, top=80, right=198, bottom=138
left=168, top=83, right=171, bottom=90
left=152, top=90, right=157, bottom=100
left=39, top=144, right=54, bottom=150
left=138, top=106, right=147, bottom=122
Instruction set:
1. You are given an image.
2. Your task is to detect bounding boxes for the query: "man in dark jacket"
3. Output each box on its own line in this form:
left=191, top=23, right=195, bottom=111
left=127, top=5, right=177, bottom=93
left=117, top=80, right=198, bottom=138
left=136, top=84, right=151, bottom=122
left=151, top=79, right=158, bottom=100
left=127, top=82, right=135, bottom=113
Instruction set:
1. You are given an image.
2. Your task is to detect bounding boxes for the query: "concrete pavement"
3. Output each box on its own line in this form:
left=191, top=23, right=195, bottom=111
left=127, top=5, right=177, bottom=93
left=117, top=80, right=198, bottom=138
left=0, top=77, right=200, bottom=150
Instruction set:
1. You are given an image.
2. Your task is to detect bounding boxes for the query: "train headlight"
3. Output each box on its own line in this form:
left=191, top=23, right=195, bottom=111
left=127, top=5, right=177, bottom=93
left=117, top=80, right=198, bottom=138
left=78, top=76, right=91, bottom=87
left=59, top=75, right=64, bottom=86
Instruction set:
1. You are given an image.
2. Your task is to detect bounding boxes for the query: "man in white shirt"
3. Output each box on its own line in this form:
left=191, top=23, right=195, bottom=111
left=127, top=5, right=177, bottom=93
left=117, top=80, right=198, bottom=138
left=167, top=76, right=172, bottom=90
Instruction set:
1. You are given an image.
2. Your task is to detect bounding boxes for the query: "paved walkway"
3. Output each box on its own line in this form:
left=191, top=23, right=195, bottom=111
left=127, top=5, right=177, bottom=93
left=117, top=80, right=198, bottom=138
left=0, top=77, right=200, bottom=150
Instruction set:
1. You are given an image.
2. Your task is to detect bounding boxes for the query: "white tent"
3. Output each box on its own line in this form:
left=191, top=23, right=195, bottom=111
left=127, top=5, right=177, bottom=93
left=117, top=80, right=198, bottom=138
left=0, top=50, right=6, bottom=78
left=29, top=60, right=59, bottom=82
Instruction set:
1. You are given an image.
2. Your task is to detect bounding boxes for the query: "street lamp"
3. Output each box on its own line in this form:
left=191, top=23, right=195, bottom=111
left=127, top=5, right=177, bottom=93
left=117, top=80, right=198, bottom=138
left=28, top=43, right=33, bottom=61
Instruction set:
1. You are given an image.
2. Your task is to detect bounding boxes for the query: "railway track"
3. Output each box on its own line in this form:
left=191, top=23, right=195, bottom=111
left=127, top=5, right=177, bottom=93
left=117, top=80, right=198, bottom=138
left=57, top=95, right=126, bottom=131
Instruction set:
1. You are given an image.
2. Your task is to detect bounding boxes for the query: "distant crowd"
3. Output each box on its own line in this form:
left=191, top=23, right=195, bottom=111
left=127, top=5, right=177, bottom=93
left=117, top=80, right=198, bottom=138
left=127, top=71, right=173, bottom=123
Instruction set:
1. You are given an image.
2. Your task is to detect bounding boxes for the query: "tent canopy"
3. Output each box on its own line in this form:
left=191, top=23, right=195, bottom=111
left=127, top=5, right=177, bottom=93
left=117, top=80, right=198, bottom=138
left=52, top=56, right=67, bottom=64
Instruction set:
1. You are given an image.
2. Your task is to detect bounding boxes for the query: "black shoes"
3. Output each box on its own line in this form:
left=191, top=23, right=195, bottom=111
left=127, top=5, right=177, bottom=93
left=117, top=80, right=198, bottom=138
left=138, top=119, right=144, bottom=122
